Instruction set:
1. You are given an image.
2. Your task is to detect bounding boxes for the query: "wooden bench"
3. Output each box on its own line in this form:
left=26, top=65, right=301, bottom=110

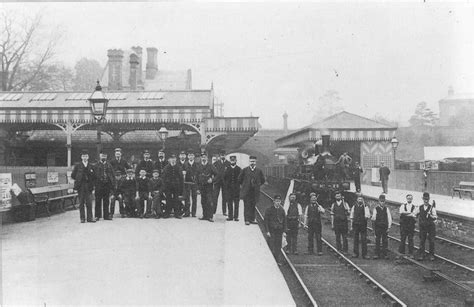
left=29, top=184, right=77, bottom=216
left=452, top=181, right=474, bottom=199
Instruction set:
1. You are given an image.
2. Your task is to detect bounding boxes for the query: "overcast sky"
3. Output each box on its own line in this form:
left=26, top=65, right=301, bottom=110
left=2, top=2, right=474, bottom=129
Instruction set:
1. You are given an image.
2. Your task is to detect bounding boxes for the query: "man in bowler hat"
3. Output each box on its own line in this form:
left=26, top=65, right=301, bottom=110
left=224, top=155, right=241, bottom=221
left=71, top=149, right=96, bottom=223
left=239, top=155, right=265, bottom=225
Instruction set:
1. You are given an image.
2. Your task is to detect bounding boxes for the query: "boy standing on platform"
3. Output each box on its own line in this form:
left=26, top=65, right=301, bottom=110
left=136, top=169, right=150, bottom=219
left=350, top=195, right=371, bottom=259
left=265, top=195, right=287, bottom=265
left=417, top=192, right=437, bottom=261
left=286, top=193, right=303, bottom=254
left=371, top=194, right=392, bottom=259
left=110, top=170, right=124, bottom=219
left=148, top=169, right=164, bottom=218
left=399, top=194, right=417, bottom=257
left=330, top=191, right=350, bottom=253
left=121, top=168, right=138, bottom=217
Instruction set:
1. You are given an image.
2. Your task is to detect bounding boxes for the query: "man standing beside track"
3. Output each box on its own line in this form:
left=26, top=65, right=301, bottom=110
left=417, top=192, right=437, bottom=261
left=330, top=191, right=350, bottom=253
left=239, top=155, right=265, bottom=225
left=265, top=195, right=287, bottom=265
left=305, top=194, right=325, bottom=256
left=399, top=194, right=417, bottom=258
left=350, top=194, right=370, bottom=259
left=371, top=194, right=392, bottom=259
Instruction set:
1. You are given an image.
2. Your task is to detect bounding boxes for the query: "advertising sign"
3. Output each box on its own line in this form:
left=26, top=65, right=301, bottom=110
left=47, top=171, right=59, bottom=184
left=0, top=173, right=13, bottom=211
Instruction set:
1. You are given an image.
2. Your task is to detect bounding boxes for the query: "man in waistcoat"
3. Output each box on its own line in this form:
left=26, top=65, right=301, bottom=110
left=162, top=154, right=184, bottom=219
left=213, top=150, right=231, bottom=215
left=305, top=194, right=325, bottom=256
left=350, top=194, right=371, bottom=259
left=197, top=152, right=218, bottom=222
left=330, top=191, right=350, bottom=253
left=371, top=194, right=392, bottom=259
left=109, top=148, right=130, bottom=176
left=154, top=149, right=168, bottom=176
left=183, top=151, right=199, bottom=217
left=399, top=194, right=417, bottom=257
left=94, top=151, right=115, bottom=221
left=264, top=195, right=287, bottom=265
left=286, top=193, right=303, bottom=254
left=417, top=192, right=437, bottom=261
left=72, top=149, right=96, bottom=223
left=136, top=149, right=154, bottom=179
left=223, top=155, right=241, bottom=221
left=239, top=155, right=265, bottom=225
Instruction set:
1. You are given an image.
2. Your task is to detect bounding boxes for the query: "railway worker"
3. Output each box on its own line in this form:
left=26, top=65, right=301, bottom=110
left=148, top=169, right=164, bottom=218
left=120, top=168, right=138, bottom=217
left=197, top=152, right=218, bottom=222
left=94, top=151, right=115, bottom=221
left=177, top=150, right=187, bottom=169
left=136, top=149, right=155, bottom=179
left=350, top=194, right=371, bottom=259
left=286, top=193, right=303, bottom=254
left=265, top=194, right=287, bottom=265
left=336, top=152, right=352, bottom=180
left=213, top=150, right=231, bottom=216
left=305, top=194, right=325, bottom=256
left=398, top=194, right=417, bottom=257
left=351, top=162, right=363, bottom=192
left=330, top=191, right=350, bottom=253
left=154, top=149, right=168, bottom=175
left=72, top=149, right=96, bottom=223
left=110, top=148, right=131, bottom=176
left=183, top=151, right=199, bottom=217
left=239, top=155, right=266, bottom=225
left=371, top=194, right=392, bottom=259
left=417, top=192, right=437, bottom=261
left=379, top=161, right=391, bottom=194
left=223, top=155, right=241, bottom=221
left=135, top=169, right=150, bottom=219
left=110, top=170, right=125, bottom=218
left=162, top=154, right=184, bottom=219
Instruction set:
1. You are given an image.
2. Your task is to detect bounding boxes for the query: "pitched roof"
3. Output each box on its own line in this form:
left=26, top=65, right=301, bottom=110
left=308, top=111, right=395, bottom=130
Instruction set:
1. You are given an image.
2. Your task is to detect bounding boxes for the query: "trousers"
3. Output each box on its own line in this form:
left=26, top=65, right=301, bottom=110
left=353, top=223, right=367, bottom=257
left=308, top=222, right=322, bottom=253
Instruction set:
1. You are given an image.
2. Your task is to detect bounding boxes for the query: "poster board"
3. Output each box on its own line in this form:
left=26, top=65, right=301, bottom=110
left=47, top=171, right=59, bottom=184
left=0, top=173, right=13, bottom=211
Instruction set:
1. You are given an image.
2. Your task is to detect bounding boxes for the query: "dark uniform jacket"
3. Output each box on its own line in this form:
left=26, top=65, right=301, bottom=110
left=162, top=163, right=184, bottom=192
left=223, top=165, right=241, bottom=198
left=264, top=206, right=287, bottom=232
left=177, top=160, right=187, bottom=170
left=379, top=166, right=391, bottom=181
left=120, top=176, right=137, bottom=196
left=71, top=161, right=96, bottom=192
left=238, top=166, right=265, bottom=200
left=136, top=159, right=155, bottom=178
left=136, top=176, right=150, bottom=193
left=213, top=158, right=231, bottom=183
left=197, top=163, right=217, bottom=189
left=110, top=158, right=130, bottom=175
left=154, top=158, right=168, bottom=175
left=148, top=177, right=164, bottom=193
left=94, top=161, right=115, bottom=189
left=183, top=160, right=199, bottom=184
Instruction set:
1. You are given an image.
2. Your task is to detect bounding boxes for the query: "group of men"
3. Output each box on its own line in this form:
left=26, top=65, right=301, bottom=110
left=71, top=147, right=266, bottom=225
left=264, top=190, right=437, bottom=265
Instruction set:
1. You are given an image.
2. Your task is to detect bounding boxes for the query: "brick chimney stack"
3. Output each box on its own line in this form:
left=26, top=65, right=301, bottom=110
left=146, top=47, right=158, bottom=80
left=283, top=111, right=288, bottom=134
left=129, top=54, right=139, bottom=90
left=107, top=49, right=124, bottom=90
left=131, top=46, right=143, bottom=86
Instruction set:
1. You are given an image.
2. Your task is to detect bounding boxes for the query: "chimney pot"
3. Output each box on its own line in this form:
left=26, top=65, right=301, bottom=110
left=107, top=49, right=124, bottom=90
left=146, top=47, right=158, bottom=80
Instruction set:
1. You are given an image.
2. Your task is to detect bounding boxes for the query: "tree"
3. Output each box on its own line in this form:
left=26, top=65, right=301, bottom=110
left=311, top=90, right=344, bottom=123
left=409, top=102, right=438, bottom=127
left=72, top=58, right=103, bottom=91
left=0, top=11, right=61, bottom=91
left=26, top=64, right=74, bottom=91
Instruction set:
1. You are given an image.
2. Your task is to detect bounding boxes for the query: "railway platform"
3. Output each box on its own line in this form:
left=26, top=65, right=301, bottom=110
left=0, top=201, right=295, bottom=306
left=360, top=184, right=474, bottom=219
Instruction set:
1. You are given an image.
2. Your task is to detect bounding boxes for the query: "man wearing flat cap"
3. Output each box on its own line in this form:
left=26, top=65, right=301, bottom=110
left=417, top=192, right=437, bottom=261
left=213, top=149, right=231, bottom=216
left=371, top=194, right=392, bottom=259
left=239, top=155, right=265, bottom=225
left=224, top=155, right=241, bottom=221
left=110, top=170, right=125, bottom=218
left=136, top=149, right=154, bottom=179
left=197, top=152, right=218, bottom=222
left=162, top=154, right=184, bottom=218
left=94, top=151, right=115, bottom=221
left=110, top=148, right=130, bottom=176
left=71, top=149, right=96, bottom=223
left=264, top=195, right=287, bottom=265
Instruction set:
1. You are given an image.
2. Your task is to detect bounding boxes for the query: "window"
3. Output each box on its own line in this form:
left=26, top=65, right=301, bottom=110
left=30, top=93, right=57, bottom=101
left=0, top=93, right=23, bottom=101
left=66, top=93, right=90, bottom=101
left=138, top=92, right=165, bottom=100
left=107, top=92, right=128, bottom=100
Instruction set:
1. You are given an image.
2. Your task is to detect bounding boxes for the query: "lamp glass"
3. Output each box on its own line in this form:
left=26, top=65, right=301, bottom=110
left=391, top=137, right=399, bottom=149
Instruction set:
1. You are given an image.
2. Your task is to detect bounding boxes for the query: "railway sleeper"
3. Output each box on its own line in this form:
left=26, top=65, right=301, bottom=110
left=423, top=272, right=443, bottom=282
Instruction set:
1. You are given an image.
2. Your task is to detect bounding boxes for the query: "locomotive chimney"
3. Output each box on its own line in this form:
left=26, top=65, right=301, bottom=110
left=320, top=129, right=331, bottom=155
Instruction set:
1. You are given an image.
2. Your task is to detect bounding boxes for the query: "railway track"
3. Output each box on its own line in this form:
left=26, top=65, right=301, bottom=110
left=257, top=190, right=407, bottom=307
left=261, top=185, right=473, bottom=306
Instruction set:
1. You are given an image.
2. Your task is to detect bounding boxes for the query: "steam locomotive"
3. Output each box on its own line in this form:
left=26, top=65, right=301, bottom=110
left=289, top=133, right=357, bottom=207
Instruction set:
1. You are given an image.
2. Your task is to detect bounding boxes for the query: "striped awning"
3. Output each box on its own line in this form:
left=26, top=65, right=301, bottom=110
left=276, top=128, right=397, bottom=147
left=0, top=107, right=211, bottom=124
left=205, top=117, right=259, bottom=132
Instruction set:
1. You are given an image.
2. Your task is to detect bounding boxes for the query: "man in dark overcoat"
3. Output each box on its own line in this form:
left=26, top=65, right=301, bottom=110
left=238, top=155, right=265, bottom=225
left=71, top=149, right=96, bottom=223
left=223, top=155, right=241, bottom=221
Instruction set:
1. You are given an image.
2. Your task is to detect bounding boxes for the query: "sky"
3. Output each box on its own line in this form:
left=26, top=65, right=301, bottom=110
left=2, top=1, right=474, bottom=129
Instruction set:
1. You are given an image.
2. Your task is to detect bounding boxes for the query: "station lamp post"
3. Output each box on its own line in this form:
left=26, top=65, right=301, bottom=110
left=391, top=136, right=399, bottom=169
left=158, top=127, right=169, bottom=150
left=88, top=81, right=109, bottom=160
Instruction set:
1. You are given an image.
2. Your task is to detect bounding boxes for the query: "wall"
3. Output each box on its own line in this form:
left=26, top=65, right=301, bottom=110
left=362, top=169, right=474, bottom=196
left=0, top=166, right=71, bottom=190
